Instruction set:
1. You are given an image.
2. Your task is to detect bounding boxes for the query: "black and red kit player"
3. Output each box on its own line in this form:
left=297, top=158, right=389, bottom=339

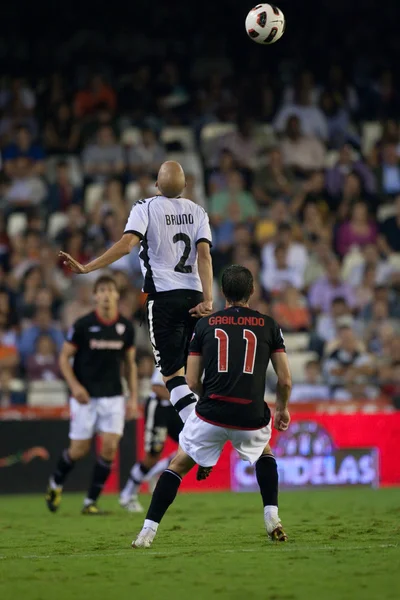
left=132, top=264, right=292, bottom=548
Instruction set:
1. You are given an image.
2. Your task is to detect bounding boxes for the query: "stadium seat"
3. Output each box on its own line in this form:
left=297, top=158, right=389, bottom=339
left=341, top=247, right=363, bottom=280
left=377, top=203, right=396, bottom=222
left=48, top=212, right=69, bottom=239
left=121, top=127, right=141, bottom=146
left=45, top=156, right=83, bottom=187
left=254, top=123, right=276, bottom=150
left=126, top=181, right=158, bottom=204
left=27, top=380, right=68, bottom=407
left=200, top=122, right=237, bottom=158
left=325, top=150, right=339, bottom=168
left=84, top=183, right=104, bottom=213
left=287, top=351, right=319, bottom=383
left=282, top=333, right=310, bottom=352
left=160, top=127, right=195, bottom=151
left=361, top=122, right=382, bottom=156
left=7, top=213, right=27, bottom=237
left=389, top=253, right=400, bottom=271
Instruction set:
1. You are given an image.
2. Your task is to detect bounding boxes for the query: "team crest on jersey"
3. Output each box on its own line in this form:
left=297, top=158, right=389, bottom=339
left=116, top=323, right=126, bottom=335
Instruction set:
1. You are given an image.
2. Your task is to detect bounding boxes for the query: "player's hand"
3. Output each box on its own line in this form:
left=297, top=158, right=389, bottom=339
left=125, top=399, right=141, bottom=421
left=274, top=407, right=290, bottom=432
left=189, top=300, right=213, bottom=318
left=72, top=384, right=90, bottom=404
left=59, top=251, right=87, bottom=274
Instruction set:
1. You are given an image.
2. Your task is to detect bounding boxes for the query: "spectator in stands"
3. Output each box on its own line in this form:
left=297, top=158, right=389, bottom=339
left=274, top=87, right=328, bottom=141
left=325, top=144, right=376, bottom=199
left=261, top=245, right=304, bottom=294
left=128, top=127, right=165, bottom=178
left=314, top=297, right=354, bottom=352
left=378, top=194, right=400, bottom=253
left=47, top=161, right=82, bottom=212
left=26, top=334, right=62, bottom=381
left=17, top=265, right=43, bottom=319
left=359, top=284, right=400, bottom=321
left=125, top=173, right=157, bottom=205
left=208, top=149, right=236, bottom=194
left=319, top=91, right=350, bottom=150
left=252, top=146, right=295, bottom=207
left=336, top=173, right=364, bottom=221
left=209, top=170, right=258, bottom=227
left=379, top=337, right=400, bottom=400
left=290, top=360, right=330, bottom=402
left=358, top=300, right=399, bottom=355
left=323, top=325, right=376, bottom=400
left=82, top=125, right=124, bottom=183
left=90, top=177, right=128, bottom=227
left=80, top=104, right=117, bottom=145
left=0, top=78, right=37, bottom=145
left=74, top=74, right=117, bottom=119
left=62, top=281, right=93, bottom=329
left=0, top=311, right=19, bottom=370
left=279, top=115, right=326, bottom=176
left=2, top=157, right=47, bottom=217
left=60, top=231, right=89, bottom=277
left=38, top=244, right=69, bottom=298
left=299, top=199, right=331, bottom=248
left=2, top=125, right=45, bottom=177
left=346, top=243, right=393, bottom=287
left=55, top=204, right=87, bottom=247
left=272, top=285, right=311, bottom=332
left=215, top=116, right=259, bottom=172
left=261, top=222, right=308, bottom=280
left=336, top=201, right=378, bottom=257
left=375, top=143, right=400, bottom=197
left=18, top=307, right=64, bottom=365
left=309, top=257, right=356, bottom=314
left=290, top=171, right=329, bottom=219
left=44, top=102, right=81, bottom=154
left=0, top=368, right=26, bottom=407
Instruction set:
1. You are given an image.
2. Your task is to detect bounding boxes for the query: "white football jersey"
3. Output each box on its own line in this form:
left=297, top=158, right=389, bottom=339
left=124, top=195, right=212, bottom=293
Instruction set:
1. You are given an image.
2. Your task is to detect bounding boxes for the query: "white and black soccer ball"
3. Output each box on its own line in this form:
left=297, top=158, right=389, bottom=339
left=245, top=4, right=286, bottom=45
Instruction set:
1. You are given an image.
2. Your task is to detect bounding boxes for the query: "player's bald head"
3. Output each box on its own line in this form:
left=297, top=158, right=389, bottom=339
left=157, top=161, right=186, bottom=198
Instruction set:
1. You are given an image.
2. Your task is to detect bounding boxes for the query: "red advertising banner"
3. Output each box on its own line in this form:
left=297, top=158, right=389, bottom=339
left=137, top=411, right=400, bottom=491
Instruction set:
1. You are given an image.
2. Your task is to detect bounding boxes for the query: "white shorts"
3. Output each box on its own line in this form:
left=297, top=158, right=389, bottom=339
left=179, top=411, right=271, bottom=467
left=69, top=396, right=125, bottom=440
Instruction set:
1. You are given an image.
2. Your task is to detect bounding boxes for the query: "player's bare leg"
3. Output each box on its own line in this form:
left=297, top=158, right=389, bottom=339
left=82, top=433, right=120, bottom=515
left=46, top=439, right=91, bottom=512
left=132, top=447, right=195, bottom=548
left=256, top=444, right=287, bottom=542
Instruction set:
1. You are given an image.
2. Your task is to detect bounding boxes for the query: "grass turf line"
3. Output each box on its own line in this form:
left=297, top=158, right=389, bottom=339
left=0, top=488, right=399, bottom=600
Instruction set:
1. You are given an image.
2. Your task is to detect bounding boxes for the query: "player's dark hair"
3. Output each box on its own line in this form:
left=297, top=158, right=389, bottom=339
left=221, top=265, right=254, bottom=304
left=93, top=275, right=118, bottom=293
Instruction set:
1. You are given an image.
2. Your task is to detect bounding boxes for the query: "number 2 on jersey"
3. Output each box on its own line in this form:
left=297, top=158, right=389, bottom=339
left=173, top=233, right=192, bottom=273
left=215, top=328, right=257, bottom=374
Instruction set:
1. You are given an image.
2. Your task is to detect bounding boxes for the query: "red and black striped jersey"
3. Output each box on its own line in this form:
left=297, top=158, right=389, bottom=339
left=189, top=306, right=285, bottom=430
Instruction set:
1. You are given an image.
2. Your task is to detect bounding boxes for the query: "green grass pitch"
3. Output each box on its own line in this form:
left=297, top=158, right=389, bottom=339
left=0, top=488, right=399, bottom=600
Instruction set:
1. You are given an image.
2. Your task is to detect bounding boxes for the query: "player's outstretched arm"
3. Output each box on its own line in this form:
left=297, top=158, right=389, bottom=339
left=59, top=233, right=140, bottom=275
left=271, top=352, right=292, bottom=432
left=189, top=242, right=213, bottom=318
left=59, top=341, right=90, bottom=404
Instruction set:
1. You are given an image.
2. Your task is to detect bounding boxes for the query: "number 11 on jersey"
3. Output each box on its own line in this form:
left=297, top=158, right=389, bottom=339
left=215, top=328, right=257, bottom=375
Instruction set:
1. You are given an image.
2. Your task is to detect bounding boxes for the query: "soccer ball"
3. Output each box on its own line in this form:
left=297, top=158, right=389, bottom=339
left=245, top=4, right=286, bottom=44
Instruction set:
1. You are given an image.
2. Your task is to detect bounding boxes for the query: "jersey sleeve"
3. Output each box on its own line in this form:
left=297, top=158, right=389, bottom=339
left=66, top=319, right=85, bottom=348
left=271, top=321, right=286, bottom=354
left=151, top=368, right=164, bottom=386
left=124, top=322, right=135, bottom=350
left=188, top=321, right=204, bottom=356
left=195, top=209, right=212, bottom=247
left=124, top=201, right=149, bottom=240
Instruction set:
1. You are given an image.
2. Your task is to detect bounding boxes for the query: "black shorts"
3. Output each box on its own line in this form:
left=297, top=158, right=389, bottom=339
left=144, top=396, right=183, bottom=455
left=147, top=289, right=203, bottom=377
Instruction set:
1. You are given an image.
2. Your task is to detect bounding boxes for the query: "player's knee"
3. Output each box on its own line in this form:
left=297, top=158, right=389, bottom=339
left=68, top=440, right=90, bottom=460
left=101, top=436, right=120, bottom=460
left=169, top=453, right=193, bottom=477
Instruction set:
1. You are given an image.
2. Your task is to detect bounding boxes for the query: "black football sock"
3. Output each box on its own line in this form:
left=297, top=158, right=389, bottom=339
left=166, top=376, right=197, bottom=423
left=145, top=469, right=182, bottom=524
left=85, top=456, right=112, bottom=504
left=255, top=454, right=279, bottom=507
left=52, top=449, right=75, bottom=487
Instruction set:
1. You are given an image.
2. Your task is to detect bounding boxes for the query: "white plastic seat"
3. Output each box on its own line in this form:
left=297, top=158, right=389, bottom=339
left=361, top=122, right=382, bottom=156
left=28, top=380, right=68, bottom=407
left=48, top=212, right=69, bottom=239
left=288, top=351, right=319, bottom=383
left=160, top=127, right=195, bottom=151
left=377, top=203, right=396, bottom=222
left=126, top=181, right=158, bottom=204
left=7, top=213, right=27, bottom=237
left=282, top=333, right=310, bottom=353
left=84, top=183, right=104, bottom=213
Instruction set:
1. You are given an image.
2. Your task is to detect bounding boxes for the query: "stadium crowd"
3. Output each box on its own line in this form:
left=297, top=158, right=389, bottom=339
left=1, top=3, right=400, bottom=408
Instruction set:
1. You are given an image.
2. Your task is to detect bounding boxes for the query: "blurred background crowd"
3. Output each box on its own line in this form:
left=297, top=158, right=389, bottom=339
left=0, top=0, right=400, bottom=408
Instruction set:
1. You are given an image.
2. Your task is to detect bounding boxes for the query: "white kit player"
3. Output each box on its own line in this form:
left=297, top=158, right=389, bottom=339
left=60, top=161, right=213, bottom=429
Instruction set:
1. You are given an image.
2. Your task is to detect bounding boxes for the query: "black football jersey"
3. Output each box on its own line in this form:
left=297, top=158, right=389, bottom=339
left=66, top=311, right=135, bottom=397
left=189, top=306, right=285, bottom=430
